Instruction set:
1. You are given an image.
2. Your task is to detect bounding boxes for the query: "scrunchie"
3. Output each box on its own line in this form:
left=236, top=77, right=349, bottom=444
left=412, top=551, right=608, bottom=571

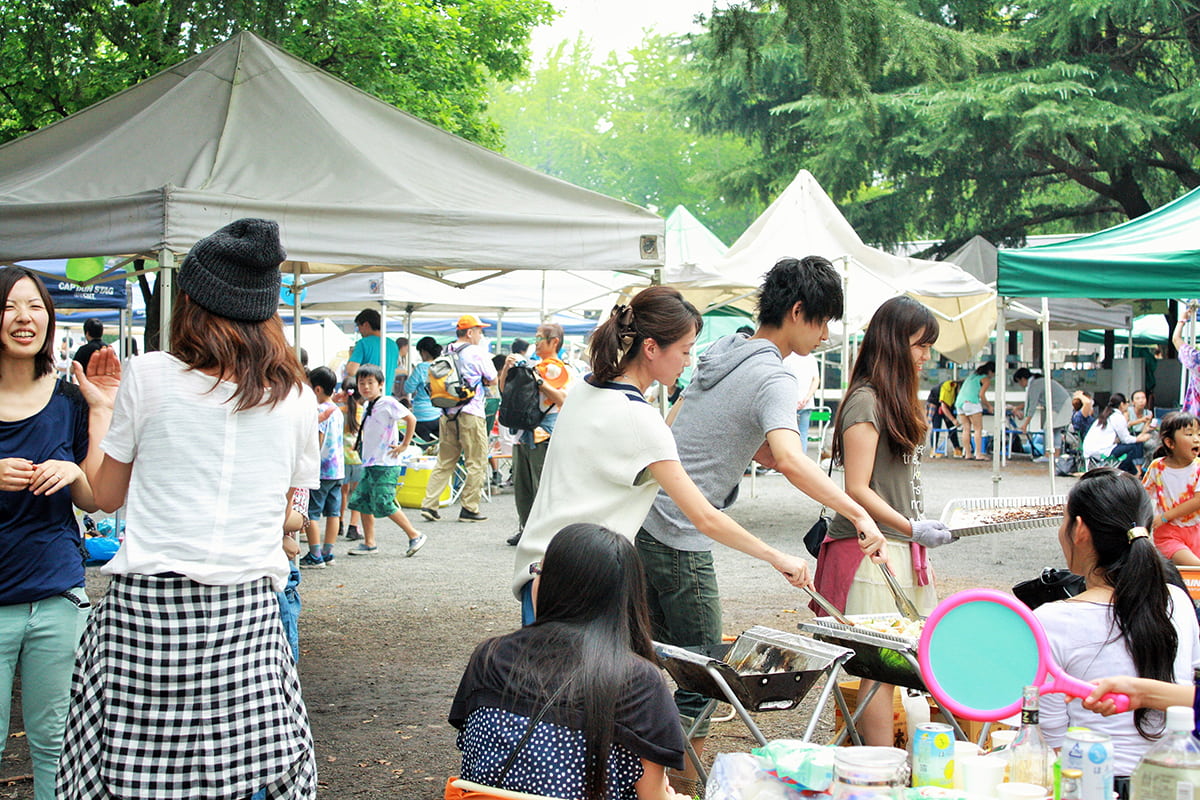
left=611, top=303, right=638, bottom=348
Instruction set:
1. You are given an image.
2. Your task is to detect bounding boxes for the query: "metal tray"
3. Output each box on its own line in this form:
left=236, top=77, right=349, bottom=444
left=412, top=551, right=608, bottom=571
left=940, top=494, right=1066, bottom=538
left=655, top=626, right=851, bottom=712
left=798, top=613, right=925, bottom=690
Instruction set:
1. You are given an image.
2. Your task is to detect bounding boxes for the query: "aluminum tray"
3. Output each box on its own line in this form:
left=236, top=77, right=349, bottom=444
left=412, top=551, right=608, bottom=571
left=940, top=494, right=1066, bottom=538
left=798, top=613, right=925, bottom=690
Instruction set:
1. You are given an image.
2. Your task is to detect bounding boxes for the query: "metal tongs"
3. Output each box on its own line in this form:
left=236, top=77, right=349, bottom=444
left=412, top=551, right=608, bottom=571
left=877, top=562, right=923, bottom=621
left=802, top=585, right=854, bottom=626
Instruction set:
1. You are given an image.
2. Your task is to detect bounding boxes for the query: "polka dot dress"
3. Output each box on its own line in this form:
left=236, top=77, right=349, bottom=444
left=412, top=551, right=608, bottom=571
left=458, top=707, right=643, bottom=799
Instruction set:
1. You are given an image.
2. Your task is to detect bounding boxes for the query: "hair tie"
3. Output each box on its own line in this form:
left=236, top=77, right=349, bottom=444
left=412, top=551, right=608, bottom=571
left=1127, top=526, right=1150, bottom=543
left=610, top=304, right=638, bottom=347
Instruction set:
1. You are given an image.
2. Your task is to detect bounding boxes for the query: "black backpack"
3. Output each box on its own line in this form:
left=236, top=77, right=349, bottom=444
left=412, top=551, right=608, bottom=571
left=498, top=363, right=549, bottom=432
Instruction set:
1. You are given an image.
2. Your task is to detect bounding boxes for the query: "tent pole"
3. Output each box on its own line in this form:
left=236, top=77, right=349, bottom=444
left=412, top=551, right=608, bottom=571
left=405, top=306, right=414, bottom=373
left=1042, top=298, right=1055, bottom=492
left=840, top=257, right=851, bottom=404
left=380, top=300, right=389, bottom=385
left=496, top=310, right=504, bottom=353
left=992, top=296, right=1007, bottom=496
left=293, top=262, right=303, bottom=362
left=158, top=248, right=175, bottom=352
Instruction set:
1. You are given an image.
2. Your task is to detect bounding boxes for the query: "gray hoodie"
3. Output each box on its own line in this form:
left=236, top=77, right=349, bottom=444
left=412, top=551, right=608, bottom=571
left=641, top=334, right=801, bottom=551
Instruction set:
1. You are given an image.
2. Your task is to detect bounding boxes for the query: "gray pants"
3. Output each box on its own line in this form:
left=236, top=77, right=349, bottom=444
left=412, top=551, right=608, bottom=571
left=512, top=440, right=549, bottom=531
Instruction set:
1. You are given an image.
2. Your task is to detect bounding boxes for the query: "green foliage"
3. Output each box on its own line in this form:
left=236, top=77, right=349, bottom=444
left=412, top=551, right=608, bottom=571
left=0, top=0, right=554, bottom=147
left=489, top=33, right=763, bottom=244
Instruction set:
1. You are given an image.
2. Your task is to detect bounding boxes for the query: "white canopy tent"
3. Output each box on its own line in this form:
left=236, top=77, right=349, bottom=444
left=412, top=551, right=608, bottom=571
left=690, top=171, right=997, bottom=365
left=0, top=31, right=664, bottom=351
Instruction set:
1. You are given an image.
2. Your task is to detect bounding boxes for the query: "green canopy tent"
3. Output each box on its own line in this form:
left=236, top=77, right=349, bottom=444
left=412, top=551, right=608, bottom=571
left=997, top=185, right=1200, bottom=298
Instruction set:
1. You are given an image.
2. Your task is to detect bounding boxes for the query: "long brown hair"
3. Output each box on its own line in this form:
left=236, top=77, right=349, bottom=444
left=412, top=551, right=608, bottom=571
left=589, top=286, right=701, bottom=384
left=170, top=292, right=306, bottom=412
left=833, top=296, right=938, bottom=460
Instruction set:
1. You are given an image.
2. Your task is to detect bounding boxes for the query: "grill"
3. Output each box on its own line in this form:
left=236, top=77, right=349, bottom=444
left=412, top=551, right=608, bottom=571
left=798, top=614, right=924, bottom=690
left=940, top=494, right=1066, bottom=538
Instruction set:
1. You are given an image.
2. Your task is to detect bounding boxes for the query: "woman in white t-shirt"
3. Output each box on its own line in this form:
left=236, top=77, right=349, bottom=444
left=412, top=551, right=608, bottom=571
left=1035, top=467, right=1200, bottom=788
left=1083, top=393, right=1150, bottom=474
left=512, top=286, right=811, bottom=624
left=63, top=219, right=319, bottom=800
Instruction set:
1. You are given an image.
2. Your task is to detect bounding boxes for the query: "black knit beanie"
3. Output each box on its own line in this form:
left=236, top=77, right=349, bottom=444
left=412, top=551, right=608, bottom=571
left=178, top=218, right=285, bottom=322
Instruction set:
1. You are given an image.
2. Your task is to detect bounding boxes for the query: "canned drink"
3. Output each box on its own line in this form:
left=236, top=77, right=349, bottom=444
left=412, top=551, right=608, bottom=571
left=1061, top=729, right=1114, bottom=800
left=912, top=722, right=954, bottom=788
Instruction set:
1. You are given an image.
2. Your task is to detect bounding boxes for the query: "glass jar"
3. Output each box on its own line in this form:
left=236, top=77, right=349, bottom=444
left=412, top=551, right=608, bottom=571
left=831, top=746, right=910, bottom=799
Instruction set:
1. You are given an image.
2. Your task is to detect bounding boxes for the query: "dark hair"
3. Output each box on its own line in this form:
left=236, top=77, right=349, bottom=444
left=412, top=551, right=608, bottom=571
left=1154, top=411, right=1200, bottom=460
left=416, top=336, right=441, bottom=360
left=1013, top=367, right=1034, bottom=383
left=511, top=337, right=530, bottom=354
left=299, top=346, right=308, bottom=368
left=342, top=384, right=361, bottom=436
left=0, top=268, right=56, bottom=379
left=1066, top=468, right=1177, bottom=738
left=354, top=308, right=381, bottom=331
left=1097, top=392, right=1127, bottom=429
left=589, top=286, right=701, bottom=385
left=492, top=353, right=506, bottom=373
left=355, top=363, right=385, bottom=385
left=170, top=292, right=306, bottom=412
left=396, top=336, right=408, bottom=349
left=834, top=296, right=938, bottom=460
left=974, top=361, right=995, bottom=376
left=84, top=318, right=103, bottom=339
left=538, top=323, right=565, bottom=349
left=486, top=524, right=654, bottom=800
left=757, top=256, right=844, bottom=328
left=1131, top=389, right=1148, bottom=405
left=308, top=366, right=337, bottom=396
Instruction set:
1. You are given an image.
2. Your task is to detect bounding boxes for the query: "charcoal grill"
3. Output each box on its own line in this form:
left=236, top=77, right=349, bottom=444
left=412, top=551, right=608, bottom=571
left=940, top=494, right=1066, bottom=538
left=654, top=626, right=853, bottom=782
left=799, top=613, right=969, bottom=744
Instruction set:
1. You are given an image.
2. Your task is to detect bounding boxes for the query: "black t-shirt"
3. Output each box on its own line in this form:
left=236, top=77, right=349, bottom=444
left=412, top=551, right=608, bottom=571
left=449, top=626, right=685, bottom=775
left=73, top=339, right=105, bottom=370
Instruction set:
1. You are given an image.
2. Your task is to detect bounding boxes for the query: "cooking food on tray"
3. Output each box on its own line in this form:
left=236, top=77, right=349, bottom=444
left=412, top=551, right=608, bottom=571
left=950, top=503, right=1065, bottom=529
left=848, top=615, right=925, bottom=640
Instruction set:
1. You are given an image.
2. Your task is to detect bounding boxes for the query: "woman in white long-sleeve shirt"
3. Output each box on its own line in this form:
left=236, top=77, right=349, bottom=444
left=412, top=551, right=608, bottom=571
left=1082, top=393, right=1150, bottom=474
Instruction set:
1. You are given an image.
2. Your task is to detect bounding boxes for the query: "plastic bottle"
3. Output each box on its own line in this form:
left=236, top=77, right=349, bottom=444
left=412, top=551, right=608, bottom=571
left=1130, top=705, right=1200, bottom=800
left=1009, top=686, right=1053, bottom=790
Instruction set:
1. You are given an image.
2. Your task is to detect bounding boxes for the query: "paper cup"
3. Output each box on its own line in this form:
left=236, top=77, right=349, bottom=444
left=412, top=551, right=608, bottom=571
left=952, top=742, right=983, bottom=789
left=990, top=729, right=1018, bottom=751
left=959, top=754, right=1007, bottom=799
left=995, top=782, right=1048, bottom=799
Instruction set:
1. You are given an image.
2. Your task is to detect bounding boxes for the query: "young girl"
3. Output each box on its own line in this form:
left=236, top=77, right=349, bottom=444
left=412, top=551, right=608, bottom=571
left=64, top=218, right=319, bottom=800
left=1036, top=468, right=1200, bottom=791
left=452, top=523, right=686, bottom=800
left=815, top=296, right=955, bottom=746
left=346, top=364, right=425, bottom=557
left=340, top=384, right=365, bottom=540
left=0, top=268, right=97, bottom=800
left=1143, top=411, right=1200, bottom=564
left=957, top=361, right=993, bottom=460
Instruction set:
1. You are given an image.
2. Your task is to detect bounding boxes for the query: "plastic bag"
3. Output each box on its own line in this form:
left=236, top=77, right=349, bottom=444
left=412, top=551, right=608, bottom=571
left=750, top=740, right=835, bottom=792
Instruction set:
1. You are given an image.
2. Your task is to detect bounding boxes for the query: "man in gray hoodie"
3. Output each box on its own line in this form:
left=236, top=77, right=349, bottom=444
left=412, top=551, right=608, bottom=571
left=637, top=256, right=886, bottom=782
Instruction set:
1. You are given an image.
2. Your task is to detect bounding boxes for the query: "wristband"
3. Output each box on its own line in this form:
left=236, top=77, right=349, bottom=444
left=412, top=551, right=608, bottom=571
left=1161, top=513, right=1170, bottom=526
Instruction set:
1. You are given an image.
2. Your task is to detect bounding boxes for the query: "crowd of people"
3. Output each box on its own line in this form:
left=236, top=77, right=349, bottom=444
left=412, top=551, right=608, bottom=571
left=5, top=218, right=1200, bottom=800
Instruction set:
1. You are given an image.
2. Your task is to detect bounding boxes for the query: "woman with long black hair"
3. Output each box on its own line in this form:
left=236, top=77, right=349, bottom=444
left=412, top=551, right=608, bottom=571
left=1083, top=392, right=1150, bottom=474
left=451, top=523, right=685, bottom=800
left=1037, top=467, right=1200, bottom=793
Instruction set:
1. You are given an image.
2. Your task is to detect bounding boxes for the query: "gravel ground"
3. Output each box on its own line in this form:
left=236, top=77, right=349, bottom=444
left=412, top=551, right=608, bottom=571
left=0, top=455, right=1075, bottom=798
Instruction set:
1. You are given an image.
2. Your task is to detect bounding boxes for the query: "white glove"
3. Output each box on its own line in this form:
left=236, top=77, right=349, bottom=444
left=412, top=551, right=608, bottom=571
left=910, top=519, right=954, bottom=548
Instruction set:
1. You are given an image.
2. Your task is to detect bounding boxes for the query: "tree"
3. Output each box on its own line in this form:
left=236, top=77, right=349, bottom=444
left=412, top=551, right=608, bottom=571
left=685, top=0, right=1200, bottom=252
left=0, top=0, right=553, bottom=148
left=489, top=34, right=762, bottom=245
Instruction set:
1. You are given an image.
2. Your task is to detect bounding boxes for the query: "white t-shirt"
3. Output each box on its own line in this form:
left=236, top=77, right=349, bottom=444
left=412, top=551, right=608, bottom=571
left=358, top=395, right=408, bottom=467
left=1082, top=411, right=1137, bottom=459
left=101, top=352, right=319, bottom=591
left=1034, top=584, right=1200, bottom=775
left=784, top=353, right=820, bottom=409
left=511, top=378, right=678, bottom=597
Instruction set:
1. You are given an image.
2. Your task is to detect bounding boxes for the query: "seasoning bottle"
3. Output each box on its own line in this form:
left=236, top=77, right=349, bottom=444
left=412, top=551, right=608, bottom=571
left=1059, top=767, right=1083, bottom=800
left=1009, top=686, right=1052, bottom=790
left=1130, top=705, right=1200, bottom=800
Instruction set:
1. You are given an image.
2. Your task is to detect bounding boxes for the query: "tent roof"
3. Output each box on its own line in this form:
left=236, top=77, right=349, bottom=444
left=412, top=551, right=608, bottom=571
left=696, top=170, right=996, bottom=362
left=944, top=236, right=1131, bottom=331
left=662, top=205, right=729, bottom=284
left=997, top=186, right=1200, bottom=298
left=0, top=32, right=663, bottom=272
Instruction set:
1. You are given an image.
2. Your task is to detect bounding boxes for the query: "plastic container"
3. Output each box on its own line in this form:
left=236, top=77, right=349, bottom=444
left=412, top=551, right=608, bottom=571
left=395, top=465, right=451, bottom=508
left=830, top=746, right=908, bottom=799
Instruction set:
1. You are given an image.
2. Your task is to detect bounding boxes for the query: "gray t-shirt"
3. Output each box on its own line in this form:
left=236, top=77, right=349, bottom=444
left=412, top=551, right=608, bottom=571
left=828, top=386, right=924, bottom=540
left=641, top=335, right=800, bottom=552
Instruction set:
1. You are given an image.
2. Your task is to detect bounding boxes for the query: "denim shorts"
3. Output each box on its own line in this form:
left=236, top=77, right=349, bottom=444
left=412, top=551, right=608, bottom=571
left=307, top=479, right=343, bottom=520
left=343, top=463, right=365, bottom=485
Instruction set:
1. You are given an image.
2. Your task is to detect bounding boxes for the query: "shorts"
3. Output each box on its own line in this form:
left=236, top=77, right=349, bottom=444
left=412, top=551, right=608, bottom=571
left=959, top=401, right=983, bottom=416
left=344, top=463, right=365, bottom=485
left=307, top=478, right=343, bottom=520
left=348, top=465, right=403, bottom=518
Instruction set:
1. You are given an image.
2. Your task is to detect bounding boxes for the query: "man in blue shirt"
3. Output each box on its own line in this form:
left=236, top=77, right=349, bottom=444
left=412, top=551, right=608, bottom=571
left=345, top=308, right=399, bottom=386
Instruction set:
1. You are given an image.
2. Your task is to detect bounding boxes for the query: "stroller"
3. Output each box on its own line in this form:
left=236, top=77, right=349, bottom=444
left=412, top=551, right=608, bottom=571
left=1055, top=426, right=1087, bottom=476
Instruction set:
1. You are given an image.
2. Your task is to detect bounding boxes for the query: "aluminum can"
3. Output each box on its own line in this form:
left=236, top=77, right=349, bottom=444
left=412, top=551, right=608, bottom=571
left=1060, top=729, right=1114, bottom=800
left=912, top=722, right=954, bottom=788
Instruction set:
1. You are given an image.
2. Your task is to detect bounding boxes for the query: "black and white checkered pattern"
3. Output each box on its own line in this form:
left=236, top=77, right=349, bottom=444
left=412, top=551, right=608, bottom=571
left=57, top=575, right=317, bottom=799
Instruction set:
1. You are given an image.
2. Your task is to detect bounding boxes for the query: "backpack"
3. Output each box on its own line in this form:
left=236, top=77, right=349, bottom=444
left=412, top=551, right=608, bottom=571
left=428, top=344, right=477, bottom=412
left=498, top=363, right=549, bottom=432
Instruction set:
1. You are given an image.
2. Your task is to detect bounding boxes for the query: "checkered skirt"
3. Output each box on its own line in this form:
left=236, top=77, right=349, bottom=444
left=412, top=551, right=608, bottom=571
left=56, top=575, right=317, bottom=800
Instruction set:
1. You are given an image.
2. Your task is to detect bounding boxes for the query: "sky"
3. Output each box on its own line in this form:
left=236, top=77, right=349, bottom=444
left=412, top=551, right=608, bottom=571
left=528, top=0, right=730, bottom=61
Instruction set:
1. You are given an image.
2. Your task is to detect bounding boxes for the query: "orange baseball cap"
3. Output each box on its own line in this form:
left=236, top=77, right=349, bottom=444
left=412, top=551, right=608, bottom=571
left=456, top=314, right=489, bottom=330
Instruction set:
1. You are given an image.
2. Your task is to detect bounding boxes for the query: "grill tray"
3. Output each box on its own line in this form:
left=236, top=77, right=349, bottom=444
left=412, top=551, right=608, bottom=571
left=798, top=614, right=924, bottom=690
left=940, top=494, right=1066, bottom=538
left=655, top=626, right=851, bottom=712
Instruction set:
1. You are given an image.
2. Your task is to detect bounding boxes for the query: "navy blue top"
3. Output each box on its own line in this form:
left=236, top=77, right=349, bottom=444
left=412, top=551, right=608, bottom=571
left=0, top=380, right=88, bottom=603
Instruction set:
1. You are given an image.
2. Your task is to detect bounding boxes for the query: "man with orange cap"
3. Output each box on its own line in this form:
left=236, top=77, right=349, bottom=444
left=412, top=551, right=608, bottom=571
left=421, top=315, right=496, bottom=522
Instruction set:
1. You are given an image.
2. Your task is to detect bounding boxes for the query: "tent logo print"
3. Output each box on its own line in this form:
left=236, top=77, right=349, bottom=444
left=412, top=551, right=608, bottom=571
left=640, top=235, right=659, bottom=260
